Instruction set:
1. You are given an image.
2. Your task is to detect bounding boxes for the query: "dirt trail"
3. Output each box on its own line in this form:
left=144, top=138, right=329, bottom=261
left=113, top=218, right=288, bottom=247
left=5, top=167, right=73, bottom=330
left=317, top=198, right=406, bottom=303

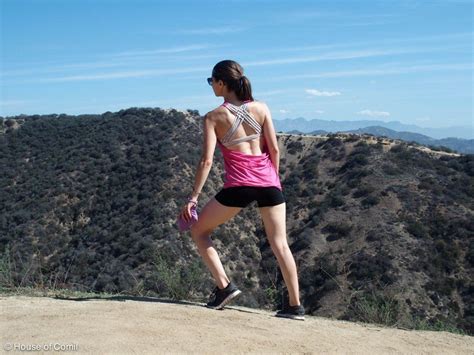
left=1, top=295, right=472, bottom=354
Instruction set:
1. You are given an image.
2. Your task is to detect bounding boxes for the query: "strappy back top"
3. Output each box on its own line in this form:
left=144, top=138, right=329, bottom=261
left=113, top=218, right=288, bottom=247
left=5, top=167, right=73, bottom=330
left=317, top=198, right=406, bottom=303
left=219, top=100, right=262, bottom=147
left=216, top=99, right=282, bottom=190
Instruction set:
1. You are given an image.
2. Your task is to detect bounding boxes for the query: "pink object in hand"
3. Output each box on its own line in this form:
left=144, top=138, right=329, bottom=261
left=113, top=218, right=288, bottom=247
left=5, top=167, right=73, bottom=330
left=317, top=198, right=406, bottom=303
left=177, top=205, right=199, bottom=232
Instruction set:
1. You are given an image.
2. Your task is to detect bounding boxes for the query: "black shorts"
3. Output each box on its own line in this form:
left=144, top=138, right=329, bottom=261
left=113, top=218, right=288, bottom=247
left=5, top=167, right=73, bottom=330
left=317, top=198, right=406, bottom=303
left=215, top=186, right=285, bottom=208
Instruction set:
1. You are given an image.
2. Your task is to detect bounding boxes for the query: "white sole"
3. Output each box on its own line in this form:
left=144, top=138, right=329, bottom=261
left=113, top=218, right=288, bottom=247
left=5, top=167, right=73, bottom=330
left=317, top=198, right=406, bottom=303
left=275, top=314, right=305, bottom=321
left=207, top=289, right=242, bottom=310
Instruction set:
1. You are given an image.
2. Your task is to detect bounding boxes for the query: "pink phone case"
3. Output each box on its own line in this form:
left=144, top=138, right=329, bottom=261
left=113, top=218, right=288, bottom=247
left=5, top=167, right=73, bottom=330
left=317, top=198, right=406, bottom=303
left=177, top=206, right=199, bottom=232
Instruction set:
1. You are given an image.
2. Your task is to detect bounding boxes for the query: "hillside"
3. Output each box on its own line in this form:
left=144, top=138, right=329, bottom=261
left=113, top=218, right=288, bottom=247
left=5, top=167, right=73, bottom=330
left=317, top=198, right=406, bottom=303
left=1, top=108, right=473, bottom=335
left=1, top=294, right=473, bottom=354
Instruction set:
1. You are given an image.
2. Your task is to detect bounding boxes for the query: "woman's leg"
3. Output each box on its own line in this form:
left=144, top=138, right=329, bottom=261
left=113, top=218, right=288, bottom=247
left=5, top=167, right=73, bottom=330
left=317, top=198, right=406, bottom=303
left=258, top=202, right=301, bottom=306
left=190, top=197, right=242, bottom=289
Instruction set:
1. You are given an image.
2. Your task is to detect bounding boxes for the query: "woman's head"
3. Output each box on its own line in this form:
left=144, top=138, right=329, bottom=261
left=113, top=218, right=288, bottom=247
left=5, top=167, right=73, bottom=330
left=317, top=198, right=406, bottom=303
left=210, top=60, right=254, bottom=101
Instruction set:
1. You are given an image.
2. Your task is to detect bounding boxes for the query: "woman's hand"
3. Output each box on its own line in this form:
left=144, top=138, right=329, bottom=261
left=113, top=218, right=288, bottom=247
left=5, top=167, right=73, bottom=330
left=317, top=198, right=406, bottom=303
left=179, top=200, right=197, bottom=222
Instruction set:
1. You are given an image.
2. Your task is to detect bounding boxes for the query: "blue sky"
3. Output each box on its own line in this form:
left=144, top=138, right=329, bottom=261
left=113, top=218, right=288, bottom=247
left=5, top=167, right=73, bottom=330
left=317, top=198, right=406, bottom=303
left=1, top=0, right=472, bottom=129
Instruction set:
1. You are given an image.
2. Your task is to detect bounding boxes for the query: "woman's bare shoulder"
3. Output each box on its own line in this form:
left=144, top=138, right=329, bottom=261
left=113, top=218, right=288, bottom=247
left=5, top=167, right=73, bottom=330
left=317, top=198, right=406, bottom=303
left=248, top=100, right=271, bottom=118
left=204, top=106, right=227, bottom=122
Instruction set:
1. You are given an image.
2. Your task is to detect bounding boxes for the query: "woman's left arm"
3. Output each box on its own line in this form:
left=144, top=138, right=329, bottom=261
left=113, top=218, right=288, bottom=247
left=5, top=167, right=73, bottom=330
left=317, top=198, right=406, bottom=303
left=179, top=113, right=217, bottom=222
left=189, top=113, right=217, bottom=202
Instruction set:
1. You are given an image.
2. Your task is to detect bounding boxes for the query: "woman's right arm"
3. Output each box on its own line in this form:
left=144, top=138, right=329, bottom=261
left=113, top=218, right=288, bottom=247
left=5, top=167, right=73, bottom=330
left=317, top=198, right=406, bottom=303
left=261, top=103, right=280, bottom=173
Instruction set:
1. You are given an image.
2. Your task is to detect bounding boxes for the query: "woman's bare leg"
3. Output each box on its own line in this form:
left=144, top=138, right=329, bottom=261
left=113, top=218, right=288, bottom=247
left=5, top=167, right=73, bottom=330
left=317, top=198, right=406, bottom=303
left=190, top=198, right=242, bottom=289
left=259, top=202, right=301, bottom=306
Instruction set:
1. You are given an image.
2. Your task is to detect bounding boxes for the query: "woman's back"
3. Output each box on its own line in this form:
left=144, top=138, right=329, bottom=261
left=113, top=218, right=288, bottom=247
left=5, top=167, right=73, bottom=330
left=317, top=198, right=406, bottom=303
left=212, top=100, right=273, bottom=156
left=211, top=100, right=282, bottom=190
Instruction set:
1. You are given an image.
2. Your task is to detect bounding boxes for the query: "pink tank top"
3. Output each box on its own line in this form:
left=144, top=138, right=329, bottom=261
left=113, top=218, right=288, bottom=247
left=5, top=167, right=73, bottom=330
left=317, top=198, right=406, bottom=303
left=217, top=100, right=282, bottom=190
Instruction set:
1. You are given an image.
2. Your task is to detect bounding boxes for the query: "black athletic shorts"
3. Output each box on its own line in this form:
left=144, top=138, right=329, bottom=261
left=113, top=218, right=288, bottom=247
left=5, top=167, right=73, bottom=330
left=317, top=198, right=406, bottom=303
left=215, top=186, right=285, bottom=208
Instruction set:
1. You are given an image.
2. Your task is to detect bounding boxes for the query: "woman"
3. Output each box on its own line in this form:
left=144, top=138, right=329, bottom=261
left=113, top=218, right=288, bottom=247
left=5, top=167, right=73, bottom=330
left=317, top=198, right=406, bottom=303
left=178, top=60, right=304, bottom=320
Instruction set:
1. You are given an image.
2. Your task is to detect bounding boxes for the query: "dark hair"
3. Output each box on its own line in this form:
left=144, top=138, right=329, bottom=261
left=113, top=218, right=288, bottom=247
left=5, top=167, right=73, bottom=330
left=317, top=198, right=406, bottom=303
left=212, top=60, right=254, bottom=101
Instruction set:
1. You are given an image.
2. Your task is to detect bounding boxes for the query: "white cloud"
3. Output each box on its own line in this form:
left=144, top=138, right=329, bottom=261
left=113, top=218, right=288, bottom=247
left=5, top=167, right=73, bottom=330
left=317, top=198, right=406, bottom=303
left=0, top=99, right=39, bottom=107
left=244, top=45, right=460, bottom=67
left=176, top=26, right=247, bottom=35
left=279, top=109, right=290, bottom=114
left=306, top=89, right=341, bottom=97
left=245, top=49, right=406, bottom=67
left=315, top=110, right=324, bottom=114
left=252, top=32, right=471, bottom=55
left=256, top=89, right=288, bottom=97
left=111, top=44, right=213, bottom=57
left=271, top=62, right=472, bottom=81
left=357, top=109, right=390, bottom=117
left=35, top=66, right=209, bottom=83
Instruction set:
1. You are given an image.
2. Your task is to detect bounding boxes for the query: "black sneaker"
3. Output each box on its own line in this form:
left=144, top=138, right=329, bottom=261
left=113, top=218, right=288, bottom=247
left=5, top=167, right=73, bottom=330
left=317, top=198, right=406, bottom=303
left=275, top=304, right=305, bottom=321
left=206, top=281, right=242, bottom=310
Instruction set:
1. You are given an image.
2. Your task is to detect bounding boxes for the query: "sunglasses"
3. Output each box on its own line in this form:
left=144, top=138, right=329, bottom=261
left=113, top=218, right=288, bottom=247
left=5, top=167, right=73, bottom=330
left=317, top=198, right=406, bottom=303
left=207, top=77, right=213, bottom=86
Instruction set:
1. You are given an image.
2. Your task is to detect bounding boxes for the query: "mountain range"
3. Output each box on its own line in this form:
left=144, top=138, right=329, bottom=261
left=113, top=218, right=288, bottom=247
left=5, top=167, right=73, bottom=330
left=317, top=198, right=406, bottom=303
left=274, top=118, right=473, bottom=154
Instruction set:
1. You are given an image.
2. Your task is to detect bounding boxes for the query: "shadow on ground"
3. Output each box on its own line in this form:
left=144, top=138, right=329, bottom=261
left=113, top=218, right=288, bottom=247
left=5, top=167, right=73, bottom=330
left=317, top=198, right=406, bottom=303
left=51, top=294, right=267, bottom=316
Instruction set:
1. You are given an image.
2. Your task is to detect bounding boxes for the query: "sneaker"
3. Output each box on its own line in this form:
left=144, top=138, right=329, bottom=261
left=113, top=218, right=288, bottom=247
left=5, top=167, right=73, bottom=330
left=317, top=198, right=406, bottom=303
left=275, top=304, right=305, bottom=321
left=206, top=281, right=242, bottom=310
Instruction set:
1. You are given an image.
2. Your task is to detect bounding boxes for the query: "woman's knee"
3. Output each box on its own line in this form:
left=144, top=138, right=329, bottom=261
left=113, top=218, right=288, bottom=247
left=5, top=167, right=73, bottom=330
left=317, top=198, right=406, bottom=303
left=190, top=224, right=212, bottom=240
left=269, top=237, right=290, bottom=255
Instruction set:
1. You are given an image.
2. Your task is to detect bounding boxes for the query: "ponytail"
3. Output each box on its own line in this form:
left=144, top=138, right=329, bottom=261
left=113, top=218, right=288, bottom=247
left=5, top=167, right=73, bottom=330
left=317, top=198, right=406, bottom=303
left=236, top=75, right=254, bottom=101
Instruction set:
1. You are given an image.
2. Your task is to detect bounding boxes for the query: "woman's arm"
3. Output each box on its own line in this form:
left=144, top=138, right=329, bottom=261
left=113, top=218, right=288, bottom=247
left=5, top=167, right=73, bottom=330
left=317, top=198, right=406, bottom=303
left=189, top=113, right=217, bottom=201
left=261, top=103, right=280, bottom=173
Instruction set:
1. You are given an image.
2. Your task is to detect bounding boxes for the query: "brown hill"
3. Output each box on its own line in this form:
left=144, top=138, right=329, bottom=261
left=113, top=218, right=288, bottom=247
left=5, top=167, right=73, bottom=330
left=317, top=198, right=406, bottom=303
left=1, top=108, right=472, bottom=335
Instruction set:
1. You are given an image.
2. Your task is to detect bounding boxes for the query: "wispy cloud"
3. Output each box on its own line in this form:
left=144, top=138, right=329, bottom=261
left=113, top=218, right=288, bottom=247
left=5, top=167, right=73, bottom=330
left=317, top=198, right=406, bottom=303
left=4, top=32, right=470, bottom=83
left=276, top=9, right=341, bottom=21
left=256, top=32, right=472, bottom=55
left=110, top=44, right=214, bottom=57
left=271, top=9, right=401, bottom=29
left=256, top=89, right=290, bottom=97
left=14, top=60, right=471, bottom=85
left=175, top=26, right=248, bottom=35
left=306, top=89, right=341, bottom=97
left=357, top=109, right=390, bottom=117
left=335, top=19, right=400, bottom=27
left=271, top=63, right=473, bottom=80
left=35, top=67, right=209, bottom=83
left=244, top=46, right=456, bottom=67
left=0, top=99, right=39, bottom=107
left=1, top=55, right=220, bottom=80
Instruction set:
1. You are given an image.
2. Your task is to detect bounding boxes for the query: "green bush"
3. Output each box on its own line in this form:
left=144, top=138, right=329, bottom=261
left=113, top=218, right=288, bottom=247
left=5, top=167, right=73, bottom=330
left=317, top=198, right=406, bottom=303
left=361, top=195, right=380, bottom=208
left=345, top=289, right=400, bottom=327
left=405, top=218, right=429, bottom=239
left=322, top=221, right=352, bottom=241
left=406, top=314, right=467, bottom=334
left=381, top=163, right=402, bottom=176
left=0, top=246, right=14, bottom=291
left=151, top=253, right=206, bottom=301
left=352, top=185, right=375, bottom=198
left=287, top=141, right=304, bottom=155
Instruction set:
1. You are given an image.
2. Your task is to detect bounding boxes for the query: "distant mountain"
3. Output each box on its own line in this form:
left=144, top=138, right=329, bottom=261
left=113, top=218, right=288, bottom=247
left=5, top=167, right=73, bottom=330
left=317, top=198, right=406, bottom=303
left=338, top=126, right=473, bottom=155
left=274, top=117, right=473, bottom=140
left=276, top=122, right=473, bottom=154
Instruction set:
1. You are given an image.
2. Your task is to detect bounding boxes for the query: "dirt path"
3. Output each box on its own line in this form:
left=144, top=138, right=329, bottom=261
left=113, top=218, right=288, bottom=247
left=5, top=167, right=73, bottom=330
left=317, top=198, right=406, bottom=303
left=1, top=295, right=472, bottom=354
